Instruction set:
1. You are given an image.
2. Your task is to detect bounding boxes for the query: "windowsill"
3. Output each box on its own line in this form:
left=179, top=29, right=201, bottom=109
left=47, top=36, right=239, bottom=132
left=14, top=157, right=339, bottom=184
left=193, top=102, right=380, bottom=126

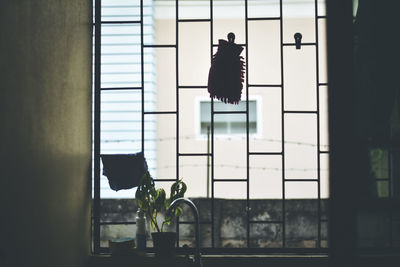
left=88, top=253, right=329, bottom=267
left=89, top=253, right=400, bottom=267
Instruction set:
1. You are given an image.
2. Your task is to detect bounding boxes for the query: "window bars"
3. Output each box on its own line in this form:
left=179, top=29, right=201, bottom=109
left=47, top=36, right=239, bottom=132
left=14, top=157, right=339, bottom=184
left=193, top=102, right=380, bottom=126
left=93, top=0, right=329, bottom=254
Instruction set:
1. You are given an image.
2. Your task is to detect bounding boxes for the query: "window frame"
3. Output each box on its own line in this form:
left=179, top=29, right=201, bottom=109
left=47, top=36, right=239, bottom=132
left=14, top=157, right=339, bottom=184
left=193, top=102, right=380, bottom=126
left=195, top=95, right=263, bottom=139
left=93, top=0, right=330, bottom=254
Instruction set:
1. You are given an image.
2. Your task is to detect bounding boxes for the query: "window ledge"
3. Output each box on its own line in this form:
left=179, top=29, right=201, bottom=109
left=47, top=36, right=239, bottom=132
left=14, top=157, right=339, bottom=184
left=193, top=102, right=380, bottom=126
left=89, top=253, right=400, bottom=267
left=88, top=253, right=329, bottom=267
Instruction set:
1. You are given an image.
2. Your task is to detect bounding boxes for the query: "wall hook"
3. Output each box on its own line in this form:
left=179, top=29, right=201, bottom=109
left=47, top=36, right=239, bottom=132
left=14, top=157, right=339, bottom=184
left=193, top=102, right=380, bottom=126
left=294, top=32, right=302, bottom=49
left=227, top=32, right=235, bottom=43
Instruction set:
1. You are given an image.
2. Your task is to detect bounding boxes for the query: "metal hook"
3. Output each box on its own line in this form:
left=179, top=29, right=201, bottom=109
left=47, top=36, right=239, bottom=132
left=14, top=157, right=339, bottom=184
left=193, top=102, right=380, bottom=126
left=228, top=32, right=235, bottom=43
left=294, top=32, right=302, bottom=49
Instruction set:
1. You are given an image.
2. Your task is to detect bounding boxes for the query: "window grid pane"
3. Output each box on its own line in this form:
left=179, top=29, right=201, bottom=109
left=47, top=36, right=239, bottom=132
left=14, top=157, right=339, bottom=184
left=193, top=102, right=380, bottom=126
left=93, top=0, right=330, bottom=253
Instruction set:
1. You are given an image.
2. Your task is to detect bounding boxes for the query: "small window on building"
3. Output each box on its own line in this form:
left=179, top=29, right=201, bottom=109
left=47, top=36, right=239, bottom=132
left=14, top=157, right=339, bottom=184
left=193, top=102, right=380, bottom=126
left=200, top=100, right=257, bottom=135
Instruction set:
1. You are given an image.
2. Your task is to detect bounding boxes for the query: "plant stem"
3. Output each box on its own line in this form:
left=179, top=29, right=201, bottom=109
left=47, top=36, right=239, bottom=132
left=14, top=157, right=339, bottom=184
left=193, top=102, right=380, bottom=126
left=147, top=210, right=161, bottom=232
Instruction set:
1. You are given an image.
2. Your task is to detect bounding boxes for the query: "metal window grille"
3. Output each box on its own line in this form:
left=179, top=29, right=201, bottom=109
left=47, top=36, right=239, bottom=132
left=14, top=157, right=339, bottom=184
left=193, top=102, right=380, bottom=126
left=93, top=0, right=329, bottom=254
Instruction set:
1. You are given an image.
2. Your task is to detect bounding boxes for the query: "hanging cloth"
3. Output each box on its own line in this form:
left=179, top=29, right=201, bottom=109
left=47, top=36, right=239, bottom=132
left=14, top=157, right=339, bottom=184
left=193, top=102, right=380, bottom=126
left=101, top=152, right=148, bottom=191
left=207, top=32, right=245, bottom=104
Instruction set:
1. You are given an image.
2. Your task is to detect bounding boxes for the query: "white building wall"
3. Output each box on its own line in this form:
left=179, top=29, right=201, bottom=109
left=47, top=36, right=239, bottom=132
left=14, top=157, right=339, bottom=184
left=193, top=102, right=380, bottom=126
left=96, top=0, right=329, bottom=199
left=99, top=0, right=157, bottom=198
left=153, top=0, right=329, bottom=199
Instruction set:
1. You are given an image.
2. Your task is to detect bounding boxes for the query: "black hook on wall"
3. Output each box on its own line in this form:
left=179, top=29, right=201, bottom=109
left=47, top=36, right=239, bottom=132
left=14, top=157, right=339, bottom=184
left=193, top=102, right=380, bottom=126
left=294, top=32, right=302, bottom=49
left=228, top=32, right=235, bottom=43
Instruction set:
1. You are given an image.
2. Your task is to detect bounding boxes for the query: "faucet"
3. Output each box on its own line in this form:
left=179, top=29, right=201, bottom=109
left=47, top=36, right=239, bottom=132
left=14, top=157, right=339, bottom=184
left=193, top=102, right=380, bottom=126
left=168, top=198, right=202, bottom=267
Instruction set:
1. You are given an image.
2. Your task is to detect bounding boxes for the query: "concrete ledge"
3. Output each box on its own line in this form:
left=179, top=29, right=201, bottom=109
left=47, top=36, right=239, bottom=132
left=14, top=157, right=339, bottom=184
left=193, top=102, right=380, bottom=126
left=89, top=253, right=400, bottom=267
left=88, top=253, right=329, bottom=267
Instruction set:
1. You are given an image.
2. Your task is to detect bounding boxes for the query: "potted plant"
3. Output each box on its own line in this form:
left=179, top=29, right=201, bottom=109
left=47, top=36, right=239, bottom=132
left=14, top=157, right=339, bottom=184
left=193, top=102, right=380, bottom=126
left=135, top=171, right=187, bottom=258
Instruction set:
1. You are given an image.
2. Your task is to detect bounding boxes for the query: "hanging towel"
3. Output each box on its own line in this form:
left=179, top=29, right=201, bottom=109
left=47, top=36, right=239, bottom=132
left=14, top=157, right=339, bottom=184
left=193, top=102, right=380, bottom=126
left=101, top=152, right=148, bottom=191
left=207, top=33, right=245, bottom=104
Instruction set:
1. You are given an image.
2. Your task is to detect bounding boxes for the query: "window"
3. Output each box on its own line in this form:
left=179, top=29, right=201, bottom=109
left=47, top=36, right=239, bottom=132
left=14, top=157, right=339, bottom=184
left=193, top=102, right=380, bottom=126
left=93, top=0, right=330, bottom=253
left=199, top=100, right=258, bottom=135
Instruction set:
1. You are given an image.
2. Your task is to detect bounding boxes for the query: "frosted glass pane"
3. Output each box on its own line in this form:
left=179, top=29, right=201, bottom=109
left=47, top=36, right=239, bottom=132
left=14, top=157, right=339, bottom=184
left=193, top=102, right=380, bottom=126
left=152, top=19, right=176, bottom=45
left=318, top=19, right=328, bottom=84
left=213, top=0, right=246, bottom=45
left=320, top=154, right=330, bottom=199
left=284, top=46, right=317, bottom=111
left=317, top=0, right=326, bottom=17
left=250, top=155, right=282, bottom=199
left=248, top=0, right=280, bottom=18
left=319, top=85, right=329, bottom=151
left=282, top=1, right=315, bottom=44
left=179, top=0, right=210, bottom=19
left=101, top=0, right=141, bottom=21
left=179, top=22, right=210, bottom=86
left=248, top=20, right=281, bottom=85
left=284, top=114, right=318, bottom=180
left=101, top=24, right=142, bottom=88
left=100, top=90, right=142, bottom=154
left=285, top=182, right=318, bottom=199
left=179, top=89, right=210, bottom=153
left=214, top=115, right=247, bottom=179
left=215, top=182, right=247, bottom=199
left=146, top=114, right=176, bottom=180
left=102, top=24, right=141, bottom=44
left=180, top=156, right=209, bottom=198
left=145, top=48, right=176, bottom=112
left=249, top=87, right=282, bottom=152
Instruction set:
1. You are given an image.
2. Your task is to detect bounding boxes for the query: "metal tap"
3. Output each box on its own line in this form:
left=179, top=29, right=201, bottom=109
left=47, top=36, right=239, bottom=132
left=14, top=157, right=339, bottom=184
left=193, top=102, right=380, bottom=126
left=168, top=198, right=202, bottom=267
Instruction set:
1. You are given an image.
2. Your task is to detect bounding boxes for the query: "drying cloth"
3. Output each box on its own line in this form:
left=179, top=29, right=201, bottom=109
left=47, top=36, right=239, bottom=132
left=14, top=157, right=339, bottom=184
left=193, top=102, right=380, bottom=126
left=101, top=152, right=148, bottom=191
left=207, top=33, right=245, bottom=104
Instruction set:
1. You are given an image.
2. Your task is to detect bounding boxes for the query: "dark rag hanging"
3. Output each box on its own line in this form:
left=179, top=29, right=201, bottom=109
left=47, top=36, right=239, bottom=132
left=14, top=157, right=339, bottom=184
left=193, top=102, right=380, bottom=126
left=101, top=152, right=148, bottom=191
left=207, top=32, right=245, bottom=104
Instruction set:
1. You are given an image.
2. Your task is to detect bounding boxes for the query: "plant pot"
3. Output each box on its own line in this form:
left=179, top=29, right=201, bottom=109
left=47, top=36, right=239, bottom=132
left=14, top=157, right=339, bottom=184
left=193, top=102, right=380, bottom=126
left=151, top=232, right=177, bottom=259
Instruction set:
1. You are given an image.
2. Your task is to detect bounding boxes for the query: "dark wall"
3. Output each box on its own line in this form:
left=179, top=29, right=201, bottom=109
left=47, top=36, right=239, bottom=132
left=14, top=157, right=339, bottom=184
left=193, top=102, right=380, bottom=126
left=328, top=1, right=400, bottom=266
left=0, top=1, right=92, bottom=266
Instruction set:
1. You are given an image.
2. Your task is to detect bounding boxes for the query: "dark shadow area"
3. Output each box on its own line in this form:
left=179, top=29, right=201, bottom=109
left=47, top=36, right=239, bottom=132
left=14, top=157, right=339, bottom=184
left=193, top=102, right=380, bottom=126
left=328, top=0, right=400, bottom=266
